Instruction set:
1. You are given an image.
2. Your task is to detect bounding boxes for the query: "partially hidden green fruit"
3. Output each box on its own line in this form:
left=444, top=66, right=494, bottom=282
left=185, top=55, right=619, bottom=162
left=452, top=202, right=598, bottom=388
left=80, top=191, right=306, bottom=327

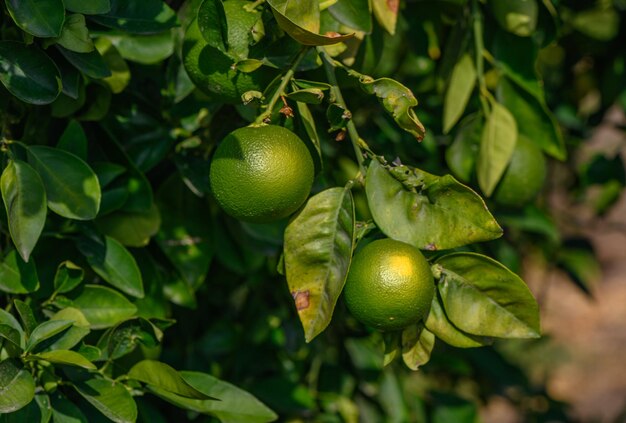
left=493, top=135, right=547, bottom=208
left=209, top=125, right=315, bottom=223
left=343, top=239, right=435, bottom=332
left=182, top=0, right=274, bottom=103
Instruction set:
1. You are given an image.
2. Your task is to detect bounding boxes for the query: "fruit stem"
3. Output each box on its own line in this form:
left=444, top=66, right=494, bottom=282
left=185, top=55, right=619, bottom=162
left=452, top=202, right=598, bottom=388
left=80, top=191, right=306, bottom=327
left=318, top=48, right=367, bottom=174
left=255, top=47, right=310, bottom=124
left=472, top=0, right=491, bottom=117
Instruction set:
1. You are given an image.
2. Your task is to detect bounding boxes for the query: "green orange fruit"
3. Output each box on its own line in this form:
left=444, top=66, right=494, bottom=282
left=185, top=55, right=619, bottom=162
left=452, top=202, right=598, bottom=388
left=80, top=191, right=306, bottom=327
left=209, top=125, right=315, bottom=223
left=343, top=239, right=435, bottom=332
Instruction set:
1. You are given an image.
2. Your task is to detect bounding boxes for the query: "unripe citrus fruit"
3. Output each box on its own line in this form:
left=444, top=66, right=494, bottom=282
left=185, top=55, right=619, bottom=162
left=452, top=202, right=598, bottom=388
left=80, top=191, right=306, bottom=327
left=493, top=135, right=547, bottom=208
left=343, top=239, right=435, bottom=331
left=182, top=0, right=274, bottom=104
left=209, top=125, right=315, bottom=223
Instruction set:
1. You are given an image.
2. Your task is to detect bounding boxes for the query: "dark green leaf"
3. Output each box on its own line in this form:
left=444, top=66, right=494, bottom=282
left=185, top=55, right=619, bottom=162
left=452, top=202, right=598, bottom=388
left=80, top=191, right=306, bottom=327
left=27, top=146, right=101, bottom=220
left=0, top=309, right=24, bottom=349
left=0, top=324, right=22, bottom=354
left=557, top=246, right=601, bottom=294
left=6, top=0, right=64, bottom=37
left=128, top=360, right=209, bottom=399
left=445, top=114, right=482, bottom=183
left=54, top=14, right=94, bottom=53
left=76, top=235, right=144, bottom=298
left=97, top=317, right=162, bottom=360
left=54, top=261, right=85, bottom=294
left=359, top=76, right=426, bottom=140
left=0, top=392, right=51, bottom=423
left=73, top=376, right=137, bottom=423
left=0, top=359, right=35, bottom=413
left=155, top=175, right=213, bottom=289
left=371, top=0, right=398, bottom=35
left=148, top=371, right=278, bottom=423
left=435, top=252, right=540, bottom=338
left=25, top=320, right=73, bottom=353
left=33, top=350, right=96, bottom=370
left=284, top=187, right=355, bottom=342
left=58, top=120, right=88, bottom=161
left=267, top=0, right=353, bottom=45
left=497, top=76, right=565, bottom=160
left=57, top=47, right=112, bottom=79
left=0, top=250, right=39, bottom=294
left=287, top=88, right=324, bottom=104
left=425, top=293, right=490, bottom=348
left=13, top=300, right=37, bottom=335
left=489, top=0, right=538, bottom=37
left=65, top=0, right=111, bottom=15
left=108, top=32, right=175, bottom=65
left=365, top=160, right=502, bottom=250
left=295, top=101, right=323, bottom=172
left=443, top=54, right=476, bottom=134
left=401, top=324, right=435, bottom=371
left=329, top=0, right=372, bottom=33
left=432, top=395, right=478, bottom=423
left=93, top=39, right=131, bottom=94
left=493, top=30, right=542, bottom=99
left=90, top=0, right=178, bottom=34
left=71, top=285, right=137, bottom=329
left=383, top=332, right=400, bottom=366
left=0, top=41, right=61, bottom=105
left=477, top=101, right=518, bottom=197
left=96, top=203, right=161, bottom=248
left=1, top=160, right=47, bottom=262
left=50, top=392, right=88, bottom=423
left=197, top=0, right=228, bottom=52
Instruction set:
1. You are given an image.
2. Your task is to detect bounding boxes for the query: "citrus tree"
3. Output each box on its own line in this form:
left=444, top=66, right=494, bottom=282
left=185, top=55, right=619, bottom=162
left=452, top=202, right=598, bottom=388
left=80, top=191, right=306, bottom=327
left=1, top=0, right=623, bottom=421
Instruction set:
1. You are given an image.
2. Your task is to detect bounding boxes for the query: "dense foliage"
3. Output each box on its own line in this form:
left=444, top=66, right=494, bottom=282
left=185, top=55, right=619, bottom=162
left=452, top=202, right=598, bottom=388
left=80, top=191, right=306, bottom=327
left=0, top=0, right=624, bottom=421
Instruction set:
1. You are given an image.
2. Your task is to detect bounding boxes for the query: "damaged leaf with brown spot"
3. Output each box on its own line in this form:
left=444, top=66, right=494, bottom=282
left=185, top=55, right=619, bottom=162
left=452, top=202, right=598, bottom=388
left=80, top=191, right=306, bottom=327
left=284, top=186, right=355, bottom=342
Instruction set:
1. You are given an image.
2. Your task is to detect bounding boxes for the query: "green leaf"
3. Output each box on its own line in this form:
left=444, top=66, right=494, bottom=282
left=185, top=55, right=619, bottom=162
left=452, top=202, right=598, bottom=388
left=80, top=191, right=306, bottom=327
left=90, top=0, right=178, bottom=34
left=76, top=235, right=144, bottom=298
left=0, top=309, right=24, bottom=349
left=383, top=332, right=400, bottom=367
left=58, top=120, right=88, bottom=160
left=93, top=38, right=131, bottom=94
left=107, top=32, right=175, bottom=65
left=0, top=359, right=35, bottom=413
left=33, top=350, right=96, bottom=370
left=492, top=30, right=542, bottom=99
left=359, top=77, right=425, bottom=140
left=267, top=0, right=353, bottom=45
left=435, top=252, right=540, bottom=338
left=47, top=307, right=90, bottom=351
left=54, top=261, right=85, bottom=294
left=64, top=0, right=111, bottom=15
left=155, top=175, right=213, bottom=290
left=50, top=392, right=88, bottom=423
left=73, top=376, right=137, bottom=423
left=0, top=250, right=40, bottom=294
left=197, top=0, right=228, bottom=53
left=489, top=0, right=538, bottom=37
left=0, top=324, right=22, bottom=354
left=284, top=187, right=355, bottom=342
left=57, top=47, right=112, bottom=79
left=445, top=114, right=482, bottom=183
left=6, top=0, right=65, bottom=37
left=443, top=54, right=476, bottom=134
left=497, top=76, right=565, bottom=160
left=27, top=146, right=101, bottom=220
left=329, top=0, right=372, bottom=33
left=371, top=0, right=398, bottom=35
left=557, top=246, right=601, bottom=294
left=0, top=41, right=61, bottom=105
left=295, top=101, right=323, bottom=171
left=25, top=320, right=73, bottom=353
left=1, top=160, right=47, bottom=262
left=128, top=360, right=209, bottom=399
left=71, top=285, right=137, bottom=329
left=432, top=395, right=478, bottom=423
left=97, top=317, right=162, bottom=361
left=13, top=300, right=37, bottom=335
left=0, top=392, right=51, bottom=423
left=571, top=6, right=619, bottom=41
left=96, top=203, right=160, bottom=247
left=54, top=14, right=94, bottom=53
left=425, top=293, right=490, bottom=348
left=148, top=371, right=278, bottom=423
left=365, top=160, right=502, bottom=250
left=401, top=324, right=435, bottom=371
left=477, top=101, right=518, bottom=197
left=287, top=88, right=324, bottom=104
